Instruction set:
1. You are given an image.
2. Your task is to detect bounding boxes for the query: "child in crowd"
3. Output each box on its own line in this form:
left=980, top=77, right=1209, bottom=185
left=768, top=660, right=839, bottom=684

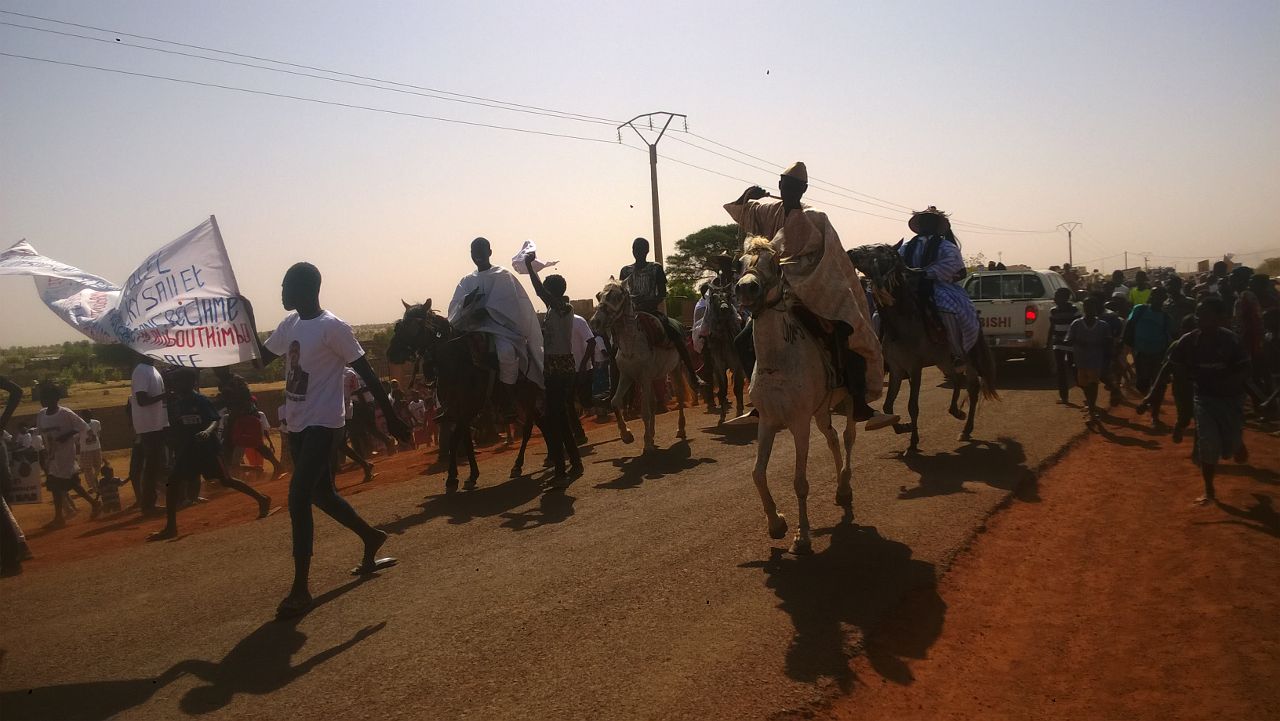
left=35, top=384, right=101, bottom=527
left=96, top=464, right=126, bottom=514
left=1065, top=294, right=1113, bottom=430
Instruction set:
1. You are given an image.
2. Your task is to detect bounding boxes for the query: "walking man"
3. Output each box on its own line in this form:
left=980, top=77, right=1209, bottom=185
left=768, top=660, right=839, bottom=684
left=130, top=355, right=171, bottom=515
left=244, top=262, right=411, bottom=617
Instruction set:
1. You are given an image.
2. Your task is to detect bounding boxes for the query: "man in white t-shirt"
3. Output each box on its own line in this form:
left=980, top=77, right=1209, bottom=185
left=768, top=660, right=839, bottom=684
left=245, top=262, right=412, bottom=618
left=130, top=355, right=172, bottom=515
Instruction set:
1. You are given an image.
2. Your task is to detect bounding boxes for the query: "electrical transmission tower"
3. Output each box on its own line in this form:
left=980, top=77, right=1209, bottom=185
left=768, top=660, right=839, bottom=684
left=1057, top=222, right=1082, bottom=266
left=618, top=112, right=686, bottom=266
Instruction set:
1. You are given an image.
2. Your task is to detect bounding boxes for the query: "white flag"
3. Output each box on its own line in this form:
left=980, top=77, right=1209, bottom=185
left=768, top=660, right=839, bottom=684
left=0, top=216, right=258, bottom=367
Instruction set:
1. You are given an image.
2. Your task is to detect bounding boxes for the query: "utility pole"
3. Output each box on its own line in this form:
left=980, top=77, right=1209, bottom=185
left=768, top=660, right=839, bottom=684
left=1124, top=251, right=1128, bottom=270
left=1057, top=222, right=1081, bottom=266
left=618, top=112, right=686, bottom=266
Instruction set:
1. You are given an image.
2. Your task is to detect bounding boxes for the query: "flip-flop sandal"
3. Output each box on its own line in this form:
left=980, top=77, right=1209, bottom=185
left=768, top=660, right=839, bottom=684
left=351, top=557, right=398, bottom=576
left=275, top=595, right=314, bottom=619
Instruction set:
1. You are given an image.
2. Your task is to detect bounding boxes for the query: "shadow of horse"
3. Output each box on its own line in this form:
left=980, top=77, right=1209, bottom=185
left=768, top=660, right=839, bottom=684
left=738, top=522, right=944, bottom=694
left=499, top=491, right=577, bottom=531
left=0, top=578, right=382, bottom=720
left=894, top=436, right=1040, bottom=502
left=1196, top=493, right=1279, bottom=539
left=698, top=422, right=757, bottom=447
left=593, top=441, right=716, bottom=490
left=379, top=473, right=550, bottom=533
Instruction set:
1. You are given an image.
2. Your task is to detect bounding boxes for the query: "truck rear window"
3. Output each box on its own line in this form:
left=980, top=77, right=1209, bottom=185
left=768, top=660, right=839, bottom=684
left=965, top=274, right=1047, bottom=300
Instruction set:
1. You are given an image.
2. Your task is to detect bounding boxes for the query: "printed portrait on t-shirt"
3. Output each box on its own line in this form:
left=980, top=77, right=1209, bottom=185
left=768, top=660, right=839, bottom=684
left=285, top=340, right=310, bottom=398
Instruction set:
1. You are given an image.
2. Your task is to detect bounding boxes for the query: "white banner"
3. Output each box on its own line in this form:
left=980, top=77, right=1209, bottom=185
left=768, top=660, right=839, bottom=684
left=0, top=216, right=258, bottom=367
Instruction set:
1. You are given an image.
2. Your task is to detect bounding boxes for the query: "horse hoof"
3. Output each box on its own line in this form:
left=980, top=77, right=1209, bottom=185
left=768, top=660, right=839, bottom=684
left=621, top=431, right=635, bottom=444
left=463, top=479, right=478, bottom=491
left=676, top=430, right=687, bottom=440
left=767, top=514, right=788, bottom=540
left=893, top=423, right=913, bottom=435
left=905, top=446, right=921, bottom=456
left=835, top=489, right=853, bottom=507
left=949, top=409, right=967, bottom=421
left=509, top=466, right=523, bottom=478
left=445, top=478, right=459, bottom=492
left=789, top=538, right=814, bottom=556
left=958, top=432, right=972, bottom=442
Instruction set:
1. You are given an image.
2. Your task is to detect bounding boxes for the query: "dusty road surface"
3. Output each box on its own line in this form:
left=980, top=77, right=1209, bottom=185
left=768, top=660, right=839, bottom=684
left=2, top=368, right=1081, bottom=720
left=821, top=408, right=1280, bottom=721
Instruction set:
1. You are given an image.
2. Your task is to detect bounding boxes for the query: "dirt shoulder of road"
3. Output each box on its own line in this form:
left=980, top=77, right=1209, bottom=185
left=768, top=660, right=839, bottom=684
left=811, top=406, right=1280, bottom=721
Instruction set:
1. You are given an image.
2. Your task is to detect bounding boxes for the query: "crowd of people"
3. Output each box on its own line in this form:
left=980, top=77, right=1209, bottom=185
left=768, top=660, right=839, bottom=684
left=1049, top=261, right=1278, bottom=504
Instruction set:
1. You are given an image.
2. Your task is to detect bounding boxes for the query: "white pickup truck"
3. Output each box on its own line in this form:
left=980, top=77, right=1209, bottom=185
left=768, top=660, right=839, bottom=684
left=963, top=269, right=1071, bottom=367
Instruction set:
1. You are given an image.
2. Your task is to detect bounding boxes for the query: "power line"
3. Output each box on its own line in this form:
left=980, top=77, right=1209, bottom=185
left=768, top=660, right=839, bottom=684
left=0, top=8, right=621, bottom=125
left=0, top=51, right=621, bottom=144
left=3, top=8, right=1065, bottom=236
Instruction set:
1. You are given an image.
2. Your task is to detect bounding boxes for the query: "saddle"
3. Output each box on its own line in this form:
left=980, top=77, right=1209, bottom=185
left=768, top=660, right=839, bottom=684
left=635, top=312, right=676, bottom=349
left=460, top=332, right=499, bottom=374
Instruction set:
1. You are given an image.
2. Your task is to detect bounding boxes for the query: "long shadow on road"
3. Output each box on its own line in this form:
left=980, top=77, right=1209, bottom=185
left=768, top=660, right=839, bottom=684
left=894, top=436, right=1039, bottom=502
left=380, top=473, right=552, bottom=533
left=593, top=441, right=718, bottom=490
left=739, top=522, right=944, bottom=695
left=0, top=578, right=382, bottom=720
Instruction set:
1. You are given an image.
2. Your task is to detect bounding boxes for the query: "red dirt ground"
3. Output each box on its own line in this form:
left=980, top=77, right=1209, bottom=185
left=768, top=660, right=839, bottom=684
left=815, top=407, right=1280, bottom=721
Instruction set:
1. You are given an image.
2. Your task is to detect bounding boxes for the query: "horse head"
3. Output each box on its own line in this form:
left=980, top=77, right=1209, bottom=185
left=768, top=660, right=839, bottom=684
left=736, top=236, right=782, bottom=314
left=387, top=299, right=449, bottom=370
left=591, top=276, right=632, bottom=334
left=848, top=244, right=911, bottom=309
left=705, top=281, right=741, bottom=335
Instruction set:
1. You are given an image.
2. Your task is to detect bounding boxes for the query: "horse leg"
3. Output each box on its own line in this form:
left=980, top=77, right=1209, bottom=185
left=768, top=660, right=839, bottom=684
left=789, top=420, right=813, bottom=556
left=445, top=423, right=461, bottom=491
left=674, top=369, right=688, bottom=441
left=753, top=421, right=787, bottom=540
left=841, top=399, right=856, bottom=519
left=461, top=427, right=479, bottom=489
left=639, top=374, right=656, bottom=452
left=886, top=369, right=911, bottom=435
left=816, top=402, right=849, bottom=510
left=611, top=372, right=636, bottom=445
left=907, top=368, right=922, bottom=454
left=960, top=375, right=979, bottom=442
left=948, top=376, right=967, bottom=421
left=733, top=370, right=745, bottom=417
left=511, top=411, right=535, bottom=478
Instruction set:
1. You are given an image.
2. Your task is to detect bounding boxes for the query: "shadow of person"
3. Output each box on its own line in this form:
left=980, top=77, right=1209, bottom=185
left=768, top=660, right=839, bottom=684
left=1094, top=423, right=1160, bottom=449
left=737, top=522, right=944, bottom=693
left=499, top=490, right=577, bottom=531
left=1200, top=493, right=1279, bottom=539
left=0, top=579, right=380, bottom=721
left=380, top=474, right=545, bottom=534
left=699, top=422, right=757, bottom=447
left=1218, top=464, right=1280, bottom=485
left=594, top=442, right=716, bottom=490
left=896, top=437, right=1038, bottom=502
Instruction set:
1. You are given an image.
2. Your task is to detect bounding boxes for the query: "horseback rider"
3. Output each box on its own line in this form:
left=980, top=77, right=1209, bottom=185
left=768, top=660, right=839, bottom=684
left=898, top=207, right=980, bottom=372
left=448, top=237, right=546, bottom=391
left=725, top=162, right=896, bottom=430
left=618, top=237, right=705, bottom=389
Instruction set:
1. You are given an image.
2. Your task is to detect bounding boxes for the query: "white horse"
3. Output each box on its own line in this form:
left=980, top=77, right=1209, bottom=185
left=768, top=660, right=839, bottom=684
left=590, top=277, right=688, bottom=451
left=736, top=237, right=855, bottom=555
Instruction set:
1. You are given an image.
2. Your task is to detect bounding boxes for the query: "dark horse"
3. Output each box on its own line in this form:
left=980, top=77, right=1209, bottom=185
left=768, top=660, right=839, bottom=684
left=700, top=282, right=746, bottom=423
left=848, top=244, right=998, bottom=453
left=387, top=300, right=544, bottom=490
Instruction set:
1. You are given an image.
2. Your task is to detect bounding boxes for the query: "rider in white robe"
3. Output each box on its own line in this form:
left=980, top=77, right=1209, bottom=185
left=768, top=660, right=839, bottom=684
left=448, top=238, right=544, bottom=388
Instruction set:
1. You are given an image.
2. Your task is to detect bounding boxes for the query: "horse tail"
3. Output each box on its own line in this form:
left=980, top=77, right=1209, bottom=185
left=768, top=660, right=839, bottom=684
left=970, top=329, right=1000, bottom=401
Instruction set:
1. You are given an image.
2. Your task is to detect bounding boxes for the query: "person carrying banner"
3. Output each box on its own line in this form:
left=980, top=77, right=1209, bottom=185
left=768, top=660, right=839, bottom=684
left=130, top=355, right=171, bottom=516
left=243, top=262, right=412, bottom=618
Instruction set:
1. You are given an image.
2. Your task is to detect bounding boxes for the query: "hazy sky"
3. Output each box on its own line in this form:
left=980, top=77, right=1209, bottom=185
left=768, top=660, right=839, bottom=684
left=3, top=0, right=1278, bottom=346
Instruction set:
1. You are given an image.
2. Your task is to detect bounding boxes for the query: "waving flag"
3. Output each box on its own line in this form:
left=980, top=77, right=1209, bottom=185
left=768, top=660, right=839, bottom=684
left=0, top=216, right=258, bottom=367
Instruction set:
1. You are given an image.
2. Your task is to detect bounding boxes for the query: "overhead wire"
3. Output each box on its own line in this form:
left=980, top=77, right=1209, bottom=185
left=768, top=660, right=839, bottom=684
left=0, top=51, right=621, bottom=144
left=3, top=8, right=1069, bottom=236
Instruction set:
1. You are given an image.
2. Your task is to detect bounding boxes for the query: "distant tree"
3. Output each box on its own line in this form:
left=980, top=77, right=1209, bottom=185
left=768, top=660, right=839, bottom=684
left=666, top=224, right=739, bottom=299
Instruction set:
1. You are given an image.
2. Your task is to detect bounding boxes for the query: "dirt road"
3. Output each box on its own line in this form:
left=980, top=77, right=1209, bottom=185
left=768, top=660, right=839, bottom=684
left=820, top=408, right=1280, bottom=721
left=2, top=368, right=1080, bottom=720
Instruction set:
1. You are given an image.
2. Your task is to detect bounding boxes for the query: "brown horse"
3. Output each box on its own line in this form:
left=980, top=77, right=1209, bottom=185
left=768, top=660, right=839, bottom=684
left=847, top=244, right=998, bottom=453
left=701, top=282, right=747, bottom=423
left=387, top=300, right=544, bottom=490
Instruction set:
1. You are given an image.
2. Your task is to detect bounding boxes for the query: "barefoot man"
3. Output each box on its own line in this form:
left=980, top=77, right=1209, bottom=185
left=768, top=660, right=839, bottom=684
left=725, top=162, right=896, bottom=429
left=244, top=262, right=411, bottom=617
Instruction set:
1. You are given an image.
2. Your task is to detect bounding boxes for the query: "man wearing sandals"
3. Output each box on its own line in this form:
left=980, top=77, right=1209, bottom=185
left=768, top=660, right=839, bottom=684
left=244, top=262, right=412, bottom=617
